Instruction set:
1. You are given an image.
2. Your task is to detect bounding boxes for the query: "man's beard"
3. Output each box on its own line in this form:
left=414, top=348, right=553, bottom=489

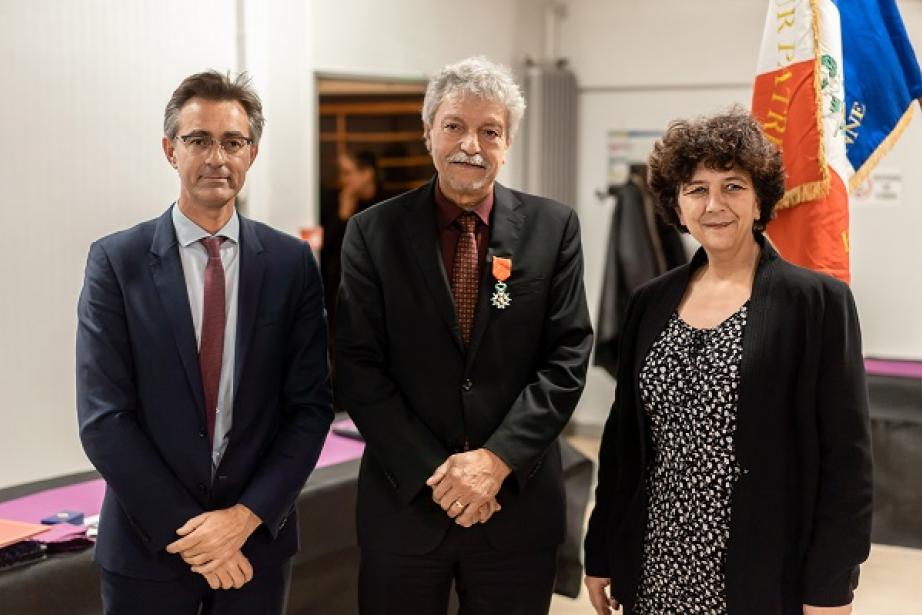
left=444, top=172, right=489, bottom=193
left=444, top=152, right=492, bottom=194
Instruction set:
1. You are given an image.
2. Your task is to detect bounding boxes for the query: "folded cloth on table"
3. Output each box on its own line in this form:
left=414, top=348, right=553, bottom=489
left=0, top=540, right=47, bottom=570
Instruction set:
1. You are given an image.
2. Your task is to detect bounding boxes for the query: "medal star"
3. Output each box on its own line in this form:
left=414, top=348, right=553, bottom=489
left=491, top=284, right=512, bottom=309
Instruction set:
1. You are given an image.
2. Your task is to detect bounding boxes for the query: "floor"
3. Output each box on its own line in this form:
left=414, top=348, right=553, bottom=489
left=552, top=434, right=922, bottom=615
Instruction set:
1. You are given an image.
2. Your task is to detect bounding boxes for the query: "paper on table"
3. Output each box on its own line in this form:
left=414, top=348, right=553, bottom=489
left=0, top=518, right=50, bottom=548
left=31, top=523, right=88, bottom=544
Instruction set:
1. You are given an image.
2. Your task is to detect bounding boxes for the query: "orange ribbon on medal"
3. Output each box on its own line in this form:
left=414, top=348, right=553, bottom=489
left=492, top=256, right=512, bottom=282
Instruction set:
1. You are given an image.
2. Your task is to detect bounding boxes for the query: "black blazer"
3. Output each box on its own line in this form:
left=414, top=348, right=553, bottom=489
left=584, top=236, right=873, bottom=615
left=76, top=207, right=334, bottom=580
left=334, top=179, right=593, bottom=554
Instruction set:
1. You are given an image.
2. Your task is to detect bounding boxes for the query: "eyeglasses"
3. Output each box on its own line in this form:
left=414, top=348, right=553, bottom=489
left=178, top=133, right=254, bottom=156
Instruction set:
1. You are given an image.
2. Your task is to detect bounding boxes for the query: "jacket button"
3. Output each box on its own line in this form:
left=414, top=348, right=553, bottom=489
left=462, top=379, right=473, bottom=391
left=197, top=483, right=207, bottom=492
left=198, top=430, right=206, bottom=439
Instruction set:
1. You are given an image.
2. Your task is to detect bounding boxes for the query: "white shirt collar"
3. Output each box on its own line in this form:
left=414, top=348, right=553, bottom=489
left=171, top=203, right=240, bottom=247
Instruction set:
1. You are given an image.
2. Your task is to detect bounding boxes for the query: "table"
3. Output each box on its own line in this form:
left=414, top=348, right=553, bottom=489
left=0, top=436, right=592, bottom=614
left=866, top=359, right=922, bottom=549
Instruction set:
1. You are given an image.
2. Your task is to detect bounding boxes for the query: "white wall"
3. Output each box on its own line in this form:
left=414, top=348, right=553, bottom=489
left=313, top=0, right=518, bottom=78
left=1, top=0, right=919, bottom=487
left=246, top=0, right=524, bottom=238
left=242, top=0, right=317, bottom=233
left=0, top=0, right=323, bottom=490
left=0, top=0, right=526, bottom=490
left=312, top=0, right=523, bottom=187
left=0, top=1, right=239, bottom=489
left=561, top=0, right=922, bottom=426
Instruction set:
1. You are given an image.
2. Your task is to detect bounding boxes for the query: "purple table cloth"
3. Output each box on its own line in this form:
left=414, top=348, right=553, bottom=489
left=0, top=420, right=364, bottom=539
left=864, top=358, right=922, bottom=379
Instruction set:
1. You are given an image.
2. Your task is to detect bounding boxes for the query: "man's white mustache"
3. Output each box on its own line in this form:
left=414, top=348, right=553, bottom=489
left=447, top=152, right=487, bottom=168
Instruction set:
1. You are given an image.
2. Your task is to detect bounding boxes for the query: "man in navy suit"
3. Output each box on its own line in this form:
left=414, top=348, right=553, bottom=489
left=76, top=71, right=333, bottom=614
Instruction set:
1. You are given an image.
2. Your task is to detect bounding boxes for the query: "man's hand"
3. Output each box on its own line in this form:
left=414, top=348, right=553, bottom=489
left=426, top=449, right=511, bottom=524
left=452, top=497, right=502, bottom=528
left=200, top=549, right=254, bottom=591
left=803, top=605, right=852, bottom=615
left=475, top=498, right=501, bottom=525
left=166, top=504, right=262, bottom=573
left=585, top=576, right=619, bottom=614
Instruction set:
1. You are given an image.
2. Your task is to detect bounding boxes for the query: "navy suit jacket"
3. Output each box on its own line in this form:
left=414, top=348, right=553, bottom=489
left=76, top=206, right=333, bottom=580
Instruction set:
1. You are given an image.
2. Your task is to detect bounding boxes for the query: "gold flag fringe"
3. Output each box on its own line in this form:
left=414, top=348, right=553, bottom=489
left=809, top=0, right=831, bottom=186
left=781, top=0, right=832, bottom=211
left=848, top=103, right=917, bottom=192
left=777, top=180, right=830, bottom=210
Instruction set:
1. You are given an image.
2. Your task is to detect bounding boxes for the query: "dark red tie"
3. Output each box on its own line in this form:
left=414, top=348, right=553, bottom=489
left=199, top=237, right=225, bottom=443
left=450, top=212, right=480, bottom=346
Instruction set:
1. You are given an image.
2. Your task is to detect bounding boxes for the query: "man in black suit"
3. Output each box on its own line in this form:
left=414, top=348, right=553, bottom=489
left=334, top=56, right=593, bottom=615
left=76, top=71, right=333, bottom=614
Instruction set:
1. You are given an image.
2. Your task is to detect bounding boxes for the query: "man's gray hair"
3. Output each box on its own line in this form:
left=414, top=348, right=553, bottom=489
left=164, top=70, right=266, bottom=144
left=422, top=56, right=526, bottom=143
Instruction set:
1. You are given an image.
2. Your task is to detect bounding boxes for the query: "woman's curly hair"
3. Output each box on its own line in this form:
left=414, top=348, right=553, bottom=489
left=647, top=107, right=785, bottom=233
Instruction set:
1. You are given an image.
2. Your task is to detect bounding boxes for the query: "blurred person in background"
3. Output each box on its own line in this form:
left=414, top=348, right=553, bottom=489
left=321, top=150, right=385, bottom=323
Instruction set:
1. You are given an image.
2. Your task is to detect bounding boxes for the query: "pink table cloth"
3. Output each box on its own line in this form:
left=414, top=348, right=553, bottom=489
left=0, top=420, right=364, bottom=537
left=864, top=358, right=922, bottom=379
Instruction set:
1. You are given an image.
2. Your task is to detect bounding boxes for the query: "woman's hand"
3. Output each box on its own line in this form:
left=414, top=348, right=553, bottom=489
left=803, top=604, right=852, bottom=614
left=585, top=575, right=620, bottom=614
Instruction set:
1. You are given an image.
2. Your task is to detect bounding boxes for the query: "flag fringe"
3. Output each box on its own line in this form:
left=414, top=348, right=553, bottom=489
left=848, top=103, right=916, bottom=191
left=809, top=0, right=831, bottom=187
left=777, top=0, right=832, bottom=211
left=777, top=180, right=830, bottom=210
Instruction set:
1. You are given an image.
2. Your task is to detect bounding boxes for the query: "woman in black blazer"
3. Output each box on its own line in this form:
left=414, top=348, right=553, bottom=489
left=583, top=109, right=872, bottom=615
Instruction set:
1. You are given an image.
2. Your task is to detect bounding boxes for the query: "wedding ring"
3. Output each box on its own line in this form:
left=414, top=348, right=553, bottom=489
left=453, top=500, right=465, bottom=509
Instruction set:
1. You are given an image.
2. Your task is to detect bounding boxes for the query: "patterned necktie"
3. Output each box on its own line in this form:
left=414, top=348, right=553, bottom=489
left=199, top=236, right=226, bottom=444
left=450, top=212, right=480, bottom=346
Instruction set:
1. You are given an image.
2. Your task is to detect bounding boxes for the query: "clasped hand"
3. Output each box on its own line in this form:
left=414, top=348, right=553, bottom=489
left=425, top=448, right=511, bottom=527
left=165, top=504, right=262, bottom=590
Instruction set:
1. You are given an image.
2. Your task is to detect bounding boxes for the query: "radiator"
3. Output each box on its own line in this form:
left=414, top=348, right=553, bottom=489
left=520, top=62, right=578, bottom=207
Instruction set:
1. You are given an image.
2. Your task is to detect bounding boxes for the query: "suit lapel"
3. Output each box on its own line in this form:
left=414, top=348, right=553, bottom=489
left=233, top=215, right=266, bottom=391
left=465, top=183, right=524, bottom=369
left=735, top=237, right=778, bottom=469
left=402, top=180, right=465, bottom=353
left=149, top=208, right=205, bottom=414
left=633, top=264, right=690, bottom=375
left=630, top=257, right=690, bottom=463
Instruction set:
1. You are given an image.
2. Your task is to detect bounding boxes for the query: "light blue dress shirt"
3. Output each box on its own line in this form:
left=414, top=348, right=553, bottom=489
left=171, top=204, right=240, bottom=475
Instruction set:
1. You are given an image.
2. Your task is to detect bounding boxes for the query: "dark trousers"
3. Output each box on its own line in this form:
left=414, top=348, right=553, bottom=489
left=100, top=560, right=291, bottom=615
left=359, top=524, right=557, bottom=615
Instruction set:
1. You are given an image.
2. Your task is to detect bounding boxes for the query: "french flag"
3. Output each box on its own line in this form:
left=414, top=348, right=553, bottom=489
left=751, top=0, right=921, bottom=284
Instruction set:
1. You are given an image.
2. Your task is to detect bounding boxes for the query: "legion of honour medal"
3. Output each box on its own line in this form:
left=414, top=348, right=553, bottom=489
left=490, top=256, right=512, bottom=310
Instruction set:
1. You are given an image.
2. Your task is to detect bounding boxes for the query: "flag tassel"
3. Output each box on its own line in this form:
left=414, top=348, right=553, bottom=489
left=848, top=103, right=916, bottom=191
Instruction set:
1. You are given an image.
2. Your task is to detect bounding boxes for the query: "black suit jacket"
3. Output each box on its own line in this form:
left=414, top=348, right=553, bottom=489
left=334, top=179, right=593, bottom=554
left=584, top=236, right=873, bottom=614
left=76, top=207, right=333, bottom=580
